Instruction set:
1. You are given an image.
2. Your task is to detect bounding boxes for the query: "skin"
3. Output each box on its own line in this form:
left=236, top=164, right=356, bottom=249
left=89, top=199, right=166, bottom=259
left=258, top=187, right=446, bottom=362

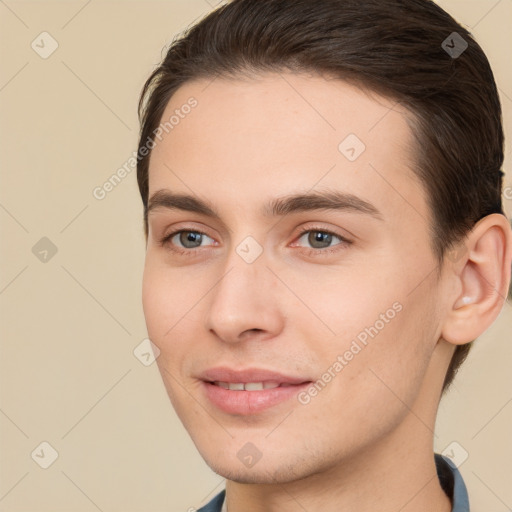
left=141, top=72, right=512, bottom=512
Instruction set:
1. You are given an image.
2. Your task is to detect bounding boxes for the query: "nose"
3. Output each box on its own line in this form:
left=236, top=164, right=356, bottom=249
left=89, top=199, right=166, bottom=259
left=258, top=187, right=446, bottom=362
left=204, top=256, right=285, bottom=344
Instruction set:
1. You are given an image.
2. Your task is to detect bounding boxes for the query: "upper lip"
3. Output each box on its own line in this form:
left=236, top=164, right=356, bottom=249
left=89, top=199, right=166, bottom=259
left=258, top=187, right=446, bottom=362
left=199, top=367, right=312, bottom=385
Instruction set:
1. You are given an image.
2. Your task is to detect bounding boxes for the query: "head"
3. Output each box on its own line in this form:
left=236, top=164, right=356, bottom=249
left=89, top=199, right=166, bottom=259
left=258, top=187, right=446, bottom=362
left=137, top=0, right=511, bottom=484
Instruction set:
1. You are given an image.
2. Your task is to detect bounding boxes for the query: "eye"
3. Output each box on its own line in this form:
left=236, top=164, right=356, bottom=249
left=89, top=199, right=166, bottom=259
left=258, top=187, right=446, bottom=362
left=160, top=230, right=216, bottom=250
left=300, top=230, right=338, bottom=249
left=294, top=228, right=350, bottom=251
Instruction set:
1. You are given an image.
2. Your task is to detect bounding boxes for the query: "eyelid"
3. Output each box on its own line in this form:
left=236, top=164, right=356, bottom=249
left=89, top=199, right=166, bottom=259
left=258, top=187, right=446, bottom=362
left=156, top=220, right=217, bottom=242
left=148, top=212, right=233, bottom=238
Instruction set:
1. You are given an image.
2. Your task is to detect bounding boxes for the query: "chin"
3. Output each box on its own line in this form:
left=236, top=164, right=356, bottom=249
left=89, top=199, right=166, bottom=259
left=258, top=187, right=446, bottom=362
left=203, top=452, right=320, bottom=485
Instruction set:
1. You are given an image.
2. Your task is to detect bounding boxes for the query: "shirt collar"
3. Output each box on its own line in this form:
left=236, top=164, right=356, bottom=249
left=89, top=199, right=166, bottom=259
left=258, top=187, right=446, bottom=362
left=435, top=453, right=470, bottom=512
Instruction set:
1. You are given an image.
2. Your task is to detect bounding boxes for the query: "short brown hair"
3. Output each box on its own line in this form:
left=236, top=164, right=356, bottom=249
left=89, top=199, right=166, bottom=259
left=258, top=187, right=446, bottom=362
left=136, top=0, right=505, bottom=392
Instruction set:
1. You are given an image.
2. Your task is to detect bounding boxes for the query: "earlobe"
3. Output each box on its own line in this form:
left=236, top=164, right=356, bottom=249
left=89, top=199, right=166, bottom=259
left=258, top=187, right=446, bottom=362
left=441, top=214, right=512, bottom=346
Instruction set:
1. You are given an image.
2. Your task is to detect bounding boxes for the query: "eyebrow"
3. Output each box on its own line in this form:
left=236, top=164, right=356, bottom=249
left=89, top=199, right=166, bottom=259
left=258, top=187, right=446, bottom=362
left=146, top=189, right=383, bottom=221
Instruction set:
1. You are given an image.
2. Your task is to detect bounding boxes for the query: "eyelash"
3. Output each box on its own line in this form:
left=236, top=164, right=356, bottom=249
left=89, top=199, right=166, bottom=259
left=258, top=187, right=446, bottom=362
left=158, top=226, right=352, bottom=257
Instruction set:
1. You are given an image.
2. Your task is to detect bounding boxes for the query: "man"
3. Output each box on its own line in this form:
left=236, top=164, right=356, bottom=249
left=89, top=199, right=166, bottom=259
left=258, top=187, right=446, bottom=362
left=136, top=1, right=511, bottom=510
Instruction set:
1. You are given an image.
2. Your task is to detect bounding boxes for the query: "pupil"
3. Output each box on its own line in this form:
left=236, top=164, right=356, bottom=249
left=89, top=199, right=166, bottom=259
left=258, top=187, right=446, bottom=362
left=181, top=231, right=202, bottom=248
left=309, top=231, right=331, bottom=248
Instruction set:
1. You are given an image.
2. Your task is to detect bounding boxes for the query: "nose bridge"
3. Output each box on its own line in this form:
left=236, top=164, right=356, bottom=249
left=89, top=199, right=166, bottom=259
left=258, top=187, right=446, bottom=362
left=204, top=240, right=283, bottom=343
left=215, top=230, right=269, bottom=299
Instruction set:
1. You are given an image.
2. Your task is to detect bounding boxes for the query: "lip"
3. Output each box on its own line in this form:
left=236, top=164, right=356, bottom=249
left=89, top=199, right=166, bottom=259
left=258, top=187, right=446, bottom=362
left=199, top=367, right=313, bottom=415
left=199, top=367, right=311, bottom=385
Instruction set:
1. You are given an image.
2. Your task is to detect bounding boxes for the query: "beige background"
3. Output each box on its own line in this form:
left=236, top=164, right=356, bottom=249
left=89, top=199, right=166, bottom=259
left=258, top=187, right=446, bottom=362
left=0, top=1, right=511, bottom=510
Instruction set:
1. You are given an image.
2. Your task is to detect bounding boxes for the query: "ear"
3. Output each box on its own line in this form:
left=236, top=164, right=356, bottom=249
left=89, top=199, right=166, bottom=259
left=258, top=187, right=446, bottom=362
left=441, top=213, right=512, bottom=345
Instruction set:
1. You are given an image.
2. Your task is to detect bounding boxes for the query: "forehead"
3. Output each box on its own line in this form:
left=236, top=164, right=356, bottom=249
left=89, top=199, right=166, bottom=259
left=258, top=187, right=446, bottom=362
left=147, top=72, right=428, bottom=224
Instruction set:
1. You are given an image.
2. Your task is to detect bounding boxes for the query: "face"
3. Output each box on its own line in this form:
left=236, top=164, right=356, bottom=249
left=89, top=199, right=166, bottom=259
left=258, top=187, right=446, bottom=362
left=142, top=72, right=448, bottom=484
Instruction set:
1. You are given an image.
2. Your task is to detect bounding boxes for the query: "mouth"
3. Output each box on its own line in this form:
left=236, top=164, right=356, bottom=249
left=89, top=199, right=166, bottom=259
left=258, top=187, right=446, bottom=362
left=210, top=381, right=301, bottom=391
left=199, top=367, right=313, bottom=415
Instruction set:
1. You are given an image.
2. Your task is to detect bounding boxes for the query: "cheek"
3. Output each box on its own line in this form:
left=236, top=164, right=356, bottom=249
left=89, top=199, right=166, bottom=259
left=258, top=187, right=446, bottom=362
left=278, top=262, right=403, bottom=348
left=286, top=262, right=438, bottom=405
left=142, top=261, right=168, bottom=338
left=141, top=257, right=213, bottom=383
left=142, top=262, right=189, bottom=408
left=142, top=257, right=199, bottom=338
left=142, top=262, right=192, bottom=384
left=291, top=302, right=435, bottom=456
left=348, top=294, right=436, bottom=416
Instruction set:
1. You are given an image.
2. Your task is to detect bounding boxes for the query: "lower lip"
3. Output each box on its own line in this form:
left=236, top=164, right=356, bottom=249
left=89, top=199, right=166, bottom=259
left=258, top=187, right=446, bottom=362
left=202, top=381, right=311, bottom=415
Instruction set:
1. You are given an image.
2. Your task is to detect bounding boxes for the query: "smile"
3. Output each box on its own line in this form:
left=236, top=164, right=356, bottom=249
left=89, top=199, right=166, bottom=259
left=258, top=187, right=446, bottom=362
left=212, top=381, right=297, bottom=390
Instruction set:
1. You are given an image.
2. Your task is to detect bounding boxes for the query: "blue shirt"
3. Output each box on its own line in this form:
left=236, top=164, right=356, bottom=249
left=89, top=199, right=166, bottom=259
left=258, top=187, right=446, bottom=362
left=197, top=454, right=469, bottom=511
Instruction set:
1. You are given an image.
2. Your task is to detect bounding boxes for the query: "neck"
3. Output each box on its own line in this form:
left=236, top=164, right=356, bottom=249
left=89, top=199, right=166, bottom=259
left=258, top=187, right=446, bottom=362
left=225, top=419, right=452, bottom=512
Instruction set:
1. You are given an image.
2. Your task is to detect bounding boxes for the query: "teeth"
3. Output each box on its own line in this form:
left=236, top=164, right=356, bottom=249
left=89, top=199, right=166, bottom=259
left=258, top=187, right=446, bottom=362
left=213, top=381, right=281, bottom=391
left=244, top=382, right=264, bottom=391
